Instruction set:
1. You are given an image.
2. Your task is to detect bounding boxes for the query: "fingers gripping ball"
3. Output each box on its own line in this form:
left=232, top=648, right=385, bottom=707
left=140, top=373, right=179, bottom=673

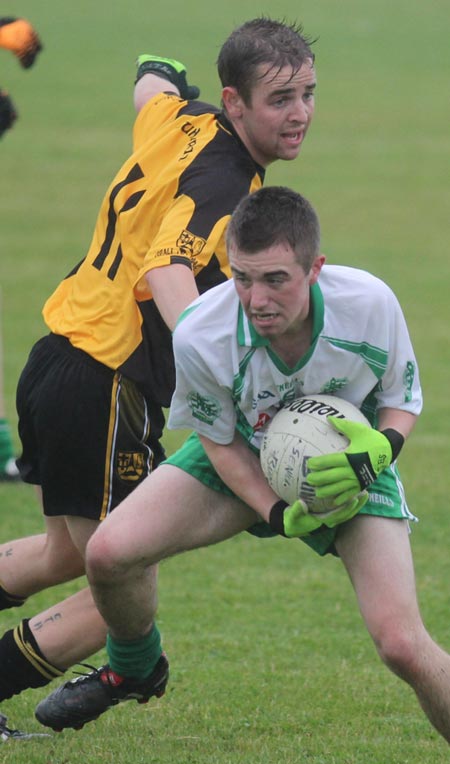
left=269, top=492, right=368, bottom=538
left=307, top=418, right=404, bottom=505
left=135, top=54, right=200, bottom=100
left=260, top=394, right=371, bottom=514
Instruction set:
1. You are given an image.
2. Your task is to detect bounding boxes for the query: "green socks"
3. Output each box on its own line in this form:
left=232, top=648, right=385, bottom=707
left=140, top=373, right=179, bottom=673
left=106, top=624, right=162, bottom=679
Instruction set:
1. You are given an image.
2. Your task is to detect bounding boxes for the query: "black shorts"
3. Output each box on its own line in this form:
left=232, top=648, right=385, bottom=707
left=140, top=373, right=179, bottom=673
left=16, top=334, right=166, bottom=520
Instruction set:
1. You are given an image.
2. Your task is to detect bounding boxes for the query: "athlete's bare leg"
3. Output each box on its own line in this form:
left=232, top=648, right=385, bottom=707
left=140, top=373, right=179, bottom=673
left=337, top=515, right=450, bottom=744
left=86, top=465, right=259, bottom=640
left=28, top=587, right=107, bottom=668
left=0, top=516, right=85, bottom=598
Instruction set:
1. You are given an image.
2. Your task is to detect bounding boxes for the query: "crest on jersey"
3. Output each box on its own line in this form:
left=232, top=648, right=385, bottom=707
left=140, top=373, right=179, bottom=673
left=177, top=229, right=206, bottom=257
left=117, top=451, right=146, bottom=482
left=187, top=391, right=222, bottom=425
left=321, top=377, right=348, bottom=394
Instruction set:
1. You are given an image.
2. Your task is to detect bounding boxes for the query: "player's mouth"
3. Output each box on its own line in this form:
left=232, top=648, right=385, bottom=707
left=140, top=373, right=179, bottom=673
left=281, top=130, right=303, bottom=148
left=251, top=311, right=280, bottom=327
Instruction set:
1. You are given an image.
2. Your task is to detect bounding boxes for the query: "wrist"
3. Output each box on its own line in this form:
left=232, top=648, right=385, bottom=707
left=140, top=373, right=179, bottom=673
left=135, top=56, right=183, bottom=86
left=268, top=500, right=288, bottom=536
left=380, top=428, right=405, bottom=462
left=135, top=61, right=175, bottom=86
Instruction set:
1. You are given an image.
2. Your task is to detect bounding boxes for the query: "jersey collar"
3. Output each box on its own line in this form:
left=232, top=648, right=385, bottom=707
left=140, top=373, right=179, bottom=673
left=218, top=111, right=265, bottom=179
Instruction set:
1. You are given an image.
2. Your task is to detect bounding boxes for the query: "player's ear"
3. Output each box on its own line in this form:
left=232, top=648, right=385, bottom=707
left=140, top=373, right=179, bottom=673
left=222, top=86, right=244, bottom=118
left=308, top=254, right=326, bottom=285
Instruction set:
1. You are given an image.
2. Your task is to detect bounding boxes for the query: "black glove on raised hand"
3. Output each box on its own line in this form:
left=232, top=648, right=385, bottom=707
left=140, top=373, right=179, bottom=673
left=135, top=54, right=200, bottom=100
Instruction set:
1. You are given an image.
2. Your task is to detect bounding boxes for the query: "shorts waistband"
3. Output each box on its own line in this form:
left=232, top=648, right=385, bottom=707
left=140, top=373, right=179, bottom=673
left=46, top=333, right=115, bottom=379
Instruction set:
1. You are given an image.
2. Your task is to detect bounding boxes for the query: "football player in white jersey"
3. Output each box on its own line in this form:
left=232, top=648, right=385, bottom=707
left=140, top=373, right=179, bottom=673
left=36, top=187, right=450, bottom=747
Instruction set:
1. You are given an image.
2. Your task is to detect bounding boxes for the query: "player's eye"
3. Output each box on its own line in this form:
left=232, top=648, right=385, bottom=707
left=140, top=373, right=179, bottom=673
left=234, top=273, right=251, bottom=285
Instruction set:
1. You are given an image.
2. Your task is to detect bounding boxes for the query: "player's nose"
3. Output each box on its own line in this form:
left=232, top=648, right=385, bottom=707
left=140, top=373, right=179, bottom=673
left=289, top=98, right=309, bottom=124
left=249, top=282, right=270, bottom=308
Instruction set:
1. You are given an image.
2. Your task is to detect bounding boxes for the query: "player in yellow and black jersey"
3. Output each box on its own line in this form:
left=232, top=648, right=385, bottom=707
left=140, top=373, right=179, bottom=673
left=43, top=91, right=263, bottom=406
left=0, top=18, right=317, bottom=704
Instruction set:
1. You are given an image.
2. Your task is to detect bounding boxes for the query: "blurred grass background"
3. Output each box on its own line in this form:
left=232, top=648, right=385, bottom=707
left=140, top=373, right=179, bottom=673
left=1, top=0, right=450, bottom=761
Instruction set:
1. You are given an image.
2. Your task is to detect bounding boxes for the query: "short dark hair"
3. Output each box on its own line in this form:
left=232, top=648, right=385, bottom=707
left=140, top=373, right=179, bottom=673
left=226, top=186, right=321, bottom=272
left=217, top=17, right=316, bottom=105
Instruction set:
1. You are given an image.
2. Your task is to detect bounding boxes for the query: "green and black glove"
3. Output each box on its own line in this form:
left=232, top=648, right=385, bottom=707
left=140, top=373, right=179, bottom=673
left=135, top=54, right=200, bottom=100
left=0, top=88, right=17, bottom=138
left=269, top=492, right=368, bottom=538
left=307, top=418, right=404, bottom=506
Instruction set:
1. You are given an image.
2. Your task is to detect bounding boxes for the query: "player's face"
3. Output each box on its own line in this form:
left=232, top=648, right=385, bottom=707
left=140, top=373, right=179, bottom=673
left=223, top=60, right=316, bottom=167
left=229, top=242, right=324, bottom=339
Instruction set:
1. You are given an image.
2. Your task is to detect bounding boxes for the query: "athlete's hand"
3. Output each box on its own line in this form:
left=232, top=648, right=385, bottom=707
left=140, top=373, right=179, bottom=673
left=0, top=18, right=43, bottom=68
left=0, top=88, right=17, bottom=137
left=269, top=492, right=368, bottom=538
left=135, top=55, right=200, bottom=100
left=307, top=418, right=401, bottom=505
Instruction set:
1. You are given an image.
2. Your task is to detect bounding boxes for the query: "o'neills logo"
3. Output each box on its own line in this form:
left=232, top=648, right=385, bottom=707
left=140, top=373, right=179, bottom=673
left=286, top=397, right=345, bottom=419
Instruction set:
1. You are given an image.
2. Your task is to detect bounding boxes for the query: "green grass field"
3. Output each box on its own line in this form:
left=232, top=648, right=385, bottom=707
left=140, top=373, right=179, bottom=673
left=1, top=0, right=450, bottom=761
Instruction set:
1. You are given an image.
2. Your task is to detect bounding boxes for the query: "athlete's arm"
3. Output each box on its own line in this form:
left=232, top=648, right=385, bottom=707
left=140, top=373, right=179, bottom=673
left=134, top=54, right=199, bottom=112
left=198, top=431, right=280, bottom=523
left=134, top=73, right=179, bottom=113
left=376, top=407, right=417, bottom=440
left=145, top=264, right=198, bottom=332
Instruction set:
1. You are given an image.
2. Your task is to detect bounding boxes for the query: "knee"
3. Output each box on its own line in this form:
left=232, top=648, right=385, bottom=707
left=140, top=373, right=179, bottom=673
left=372, top=618, right=426, bottom=681
left=40, top=521, right=86, bottom=579
left=43, top=536, right=85, bottom=580
left=85, top=526, right=124, bottom=584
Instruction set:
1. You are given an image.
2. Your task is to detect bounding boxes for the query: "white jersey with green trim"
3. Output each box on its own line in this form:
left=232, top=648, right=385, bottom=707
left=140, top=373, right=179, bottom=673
left=168, top=264, right=422, bottom=449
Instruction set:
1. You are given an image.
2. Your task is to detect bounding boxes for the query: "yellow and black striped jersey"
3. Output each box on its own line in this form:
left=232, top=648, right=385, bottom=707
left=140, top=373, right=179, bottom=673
left=43, top=93, right=264, bottom=406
